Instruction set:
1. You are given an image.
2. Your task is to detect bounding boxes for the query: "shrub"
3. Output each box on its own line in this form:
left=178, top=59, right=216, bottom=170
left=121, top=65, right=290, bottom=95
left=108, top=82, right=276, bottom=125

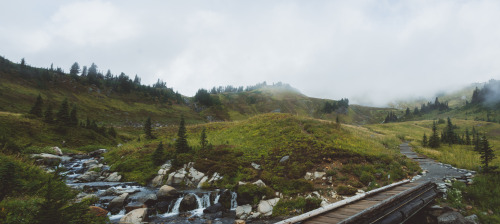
left=336, top=185, right=357, bottom=195
left=273, top=197, right=322, bottom=216
left=236, top=184, right=275, bottom=206
left=359, top=171, right=375, bottom=185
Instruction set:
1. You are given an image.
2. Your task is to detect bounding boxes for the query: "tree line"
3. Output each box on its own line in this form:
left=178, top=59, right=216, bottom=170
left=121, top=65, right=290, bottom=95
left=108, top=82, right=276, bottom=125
left=422, top=118, right=497, bottom=173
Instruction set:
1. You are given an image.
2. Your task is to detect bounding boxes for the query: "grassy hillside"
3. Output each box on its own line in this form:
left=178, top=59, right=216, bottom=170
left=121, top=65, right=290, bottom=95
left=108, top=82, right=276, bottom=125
left=366, top=119, right=500, bottom=171
left=104, top=113, right=419, bottom=193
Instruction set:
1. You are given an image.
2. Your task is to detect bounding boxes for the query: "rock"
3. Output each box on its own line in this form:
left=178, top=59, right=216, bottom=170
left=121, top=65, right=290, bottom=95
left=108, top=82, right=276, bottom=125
left=208, top=172, right=222, bottom=183
left=251, top=162, right=261, bottom=170
left=83, top=159, right=99, bottom=168
left=107, top=193, right=129, bottom=214
left=238, top=181, right=247, bottom=185
left=321, top=200, right=329, bottom=207
left=161, top=161, right=172, bottom=170
left=125, top=202, right=147, bottom=213
left=156, top=185, right=177, bottom=201
left=437, top=211, right=467, bottom=224
left=465, top=205, right=472, bottom=210
left=52, top=146, right=63, bottom=156
left=88, top=149, right=107, bottom=158
left=104, top=172, right=122, bottom=182
left=304, top=172, right=313, bottom=180
left=120, top=208, right=148, bottom=224
left=89, top=206, right=108, bottom=217
left=137, top=194, right=157, bottom=207
left=156, top=201, right=172, bottom=213
left=188, top=167, right=205, bottom=183
left=151, top=175, right=164, bottom=187
left=236, top=204, right=252, bottom=219
left=248, top=212, right=261, bottom=219
left=257, top=198, right=280, bottom=216
left=101, top=187, right=119, bottom=196
left=218, top=190, right=233, bottom=211
left=252, top=179, right=266, bottom=187
left=82, top=194, right=99, bottom=202
left=179, top=194, right=198, bottom=212
left=279, top=155, right=290, bottom=163
left=197, top=176, right=209, bottom=188
left=204, top=203, right=223, bottom=213
left=234, top=220, right=246, bottom=224
left=166, top=169, right=187, bottom=185
left=464, top=214, right=479, bottom=224
left=314, top=172, right=326, bottom=179
left=31, top=153, right=62, bottom=166
left=77, top=171, right=100, bottom=182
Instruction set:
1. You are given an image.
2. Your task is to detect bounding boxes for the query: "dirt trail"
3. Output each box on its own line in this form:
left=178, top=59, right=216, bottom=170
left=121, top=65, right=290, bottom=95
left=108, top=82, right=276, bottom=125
left=400, top=142, right=474, bottom=183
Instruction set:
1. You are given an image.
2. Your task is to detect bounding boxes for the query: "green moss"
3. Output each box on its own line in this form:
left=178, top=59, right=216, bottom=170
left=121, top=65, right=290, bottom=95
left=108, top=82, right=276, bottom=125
left=236, top=184, right=275, bottom=206
left=272, top=197, right=322, bottom=217
left=336, top=185, right=357, bottom=195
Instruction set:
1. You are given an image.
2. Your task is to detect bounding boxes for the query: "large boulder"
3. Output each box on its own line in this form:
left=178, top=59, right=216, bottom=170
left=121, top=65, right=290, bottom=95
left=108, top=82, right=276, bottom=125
left=156, top=201, right=172, bottom=214
left=52, top=147, right=63, bottom=156
left=104, top=172, right=122, bottom=182
left=88, top=149, right=107, bottom=158
left=197, top=176, right=209, bottom=188
left=83, top=159, right=99, bottom=168
left=166, top=169, right=187, bottom=185
left=188, top=167, right=205, bottom=184
left=257, top=198, right=280, bottom=217
left=179, top=194, right=198, bottom=213
left=125, top=202, right=147, bottom=213
left=120, top=208, right=148, bottom=224
left=156, top=185, right=177, bottom=201
left=107, top=193, right=129, bottom=214
left=437, top=211, right=467, bottom=224
left=137, top=193, right=157, bottom=207
left=252, top=180, right=266, bottom=187
left=151, top=175, right=164, bottom=187
left=31, top=153, right=62, bottom=166
left=235, top=204, right=252, bottom=219
left=77, top=171, right=100, bottom=182
left=203, top=203, right=223, bottom=214
left=101, top=187, right=119, bottom=196
left=89, top=206, right=108, bottom=217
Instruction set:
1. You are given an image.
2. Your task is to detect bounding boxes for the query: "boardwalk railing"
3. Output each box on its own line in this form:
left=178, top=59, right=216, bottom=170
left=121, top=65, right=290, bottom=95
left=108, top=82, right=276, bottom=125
left=275, top=180, right=411, bottom=224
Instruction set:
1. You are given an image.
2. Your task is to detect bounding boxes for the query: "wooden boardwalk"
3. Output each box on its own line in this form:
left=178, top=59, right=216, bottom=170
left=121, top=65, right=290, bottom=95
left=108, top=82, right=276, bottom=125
left=304, top=182, right=420, bottom=224
left=276, top=180, right=438, bottom=224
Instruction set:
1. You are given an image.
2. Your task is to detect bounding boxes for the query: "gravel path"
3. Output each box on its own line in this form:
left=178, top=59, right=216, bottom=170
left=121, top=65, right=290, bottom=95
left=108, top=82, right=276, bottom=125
left=400, top=142, right=474, bottom=183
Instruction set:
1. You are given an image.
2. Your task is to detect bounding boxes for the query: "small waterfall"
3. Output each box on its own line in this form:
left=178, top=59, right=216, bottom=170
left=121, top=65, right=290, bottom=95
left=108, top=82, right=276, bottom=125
left=230, top=191, right=238, bottom=210
left=162, top=197, right=183, bottom=217
left=196, top=193, right=211, bottom=208
left=214, top=194, right=221, bottom=204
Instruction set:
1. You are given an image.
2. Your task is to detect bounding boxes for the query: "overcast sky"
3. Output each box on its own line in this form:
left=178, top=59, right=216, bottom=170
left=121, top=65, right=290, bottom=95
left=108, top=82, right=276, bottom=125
left=2, top=0, right=500, bottom=106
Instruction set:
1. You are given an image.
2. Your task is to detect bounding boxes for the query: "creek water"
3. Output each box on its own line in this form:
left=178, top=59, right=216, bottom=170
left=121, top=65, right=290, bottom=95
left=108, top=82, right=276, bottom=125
left=61, top=156, right=238, bottom=223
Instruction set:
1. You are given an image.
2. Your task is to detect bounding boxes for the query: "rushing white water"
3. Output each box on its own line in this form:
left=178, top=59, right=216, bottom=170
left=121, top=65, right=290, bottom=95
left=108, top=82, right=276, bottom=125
left=162, top=197, right=183, bottom=217
left=108, top=209, right=125, bottom=221
left=230, top=191, right=238, bottom=210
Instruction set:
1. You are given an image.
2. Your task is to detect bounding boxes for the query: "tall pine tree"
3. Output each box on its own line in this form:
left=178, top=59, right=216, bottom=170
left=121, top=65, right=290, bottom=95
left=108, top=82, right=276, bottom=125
left=175, top=115, right=190, bottom=153
left=428, top=121, right=440, bottom=148
left=144, top=117, right=153, bottom=139
left=56, top=98, right=70, bottom=126
left=478, top=134, right=497, bottom=173
left=200, top=127, right=208, bottom=150
left=152, top=141, right=165, bottom=166
left=69, top=105, right=78, bottom=127
left=29, top=94, right=44, bottom=117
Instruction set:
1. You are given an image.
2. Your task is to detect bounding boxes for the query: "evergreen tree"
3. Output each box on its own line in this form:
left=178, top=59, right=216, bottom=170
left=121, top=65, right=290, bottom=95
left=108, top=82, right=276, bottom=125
left=336, top=115, right=341, bottom=127
left=30, top=94, right=44, bottom=117
left=69, top=105, right=78, bottom=126
left=0, top=160, right=19, bottom=201
left=69, top=62, right=80, bottom=77
left=405, top=107, right=410, bottom=116
left=44, top=105, right=54, bottom=123
left=152, top=141, right=165, bottom=166
left=81, top=66, right=88, bottom=77
left=465, top=128, right=471, bottom=145
left=144, top=117, right=153, bottom=139
left=478, top=134, right=497, bottom=173
left=422, top=133, right=428, bottom=147
left=428, top=121, right=441, bottom=148
left=175, top=116, right=190, bottom=153
left=36, top=167, right=74, bottom=224
left=56, top=98, right=70, bottom=125
left=444, top=117, right=456, bottom=145
left=200, top=127, right=208, bottom=150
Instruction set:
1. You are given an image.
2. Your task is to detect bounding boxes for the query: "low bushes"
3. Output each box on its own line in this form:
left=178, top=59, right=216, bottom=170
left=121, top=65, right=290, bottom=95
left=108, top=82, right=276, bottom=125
left=273, top=197, right=322, bottom=216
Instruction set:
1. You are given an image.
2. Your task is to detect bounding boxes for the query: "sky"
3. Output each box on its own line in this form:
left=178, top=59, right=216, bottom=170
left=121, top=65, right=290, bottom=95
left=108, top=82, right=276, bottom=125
left=1, top=0, right=500, bottom=106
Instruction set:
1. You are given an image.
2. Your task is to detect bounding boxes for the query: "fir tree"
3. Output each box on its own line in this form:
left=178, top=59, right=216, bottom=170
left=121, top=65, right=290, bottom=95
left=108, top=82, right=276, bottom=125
left=152, top=141, right=165, bottom=166
left=175, top=115, right=190, bottom=153
left=56, top=98, right=70, bottom=125
left=69, top=62, right=80, bottom=77
left=428, top=121, right=440, bottom=148
left=29, top=94, right=44, bottom=117
left=69, top=105, right=78, bottom=126
left=422, top=133, right=428, bottom=147
left=144, top=117, right=153, bottom=139
left=200, top=127, right=208, bottom=150
left=478, top=134, right=497, bottom=173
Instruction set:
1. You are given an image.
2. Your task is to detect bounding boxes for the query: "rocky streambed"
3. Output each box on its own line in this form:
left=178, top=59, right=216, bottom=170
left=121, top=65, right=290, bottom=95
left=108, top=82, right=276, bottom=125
left=32, top=148, right=242, bottom=223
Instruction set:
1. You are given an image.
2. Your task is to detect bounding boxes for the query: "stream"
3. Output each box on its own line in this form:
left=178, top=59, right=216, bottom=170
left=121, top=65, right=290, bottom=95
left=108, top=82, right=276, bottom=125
left=61, top=155, right=239, bottom=223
